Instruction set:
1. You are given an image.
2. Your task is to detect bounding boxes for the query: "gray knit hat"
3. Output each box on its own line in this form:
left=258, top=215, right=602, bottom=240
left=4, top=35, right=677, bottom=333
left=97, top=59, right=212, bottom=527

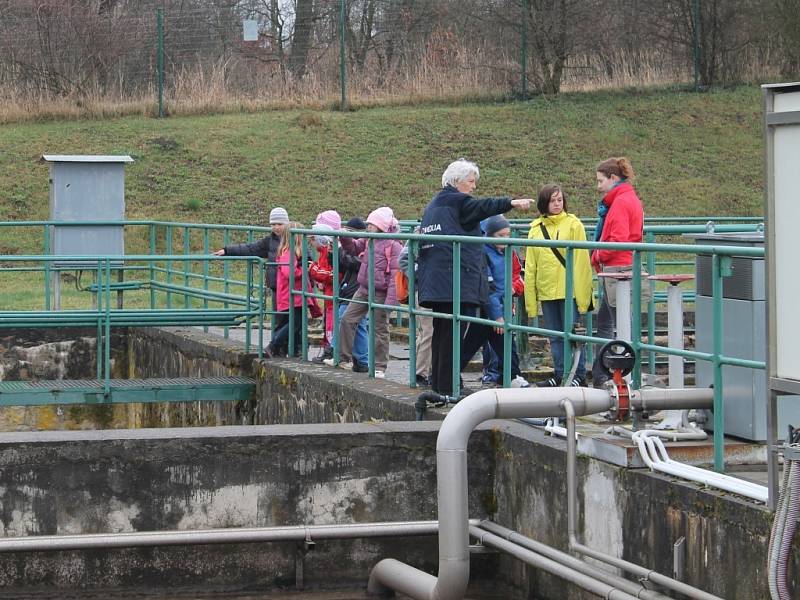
left=269, top=206, right=290, bottom=224
left=484, top=214, right=510, bottom=237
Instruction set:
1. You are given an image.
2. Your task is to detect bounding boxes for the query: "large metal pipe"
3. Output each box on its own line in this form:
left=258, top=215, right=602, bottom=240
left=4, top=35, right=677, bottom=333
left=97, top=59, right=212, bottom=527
left=0, top=521, right=446, bottom=553
left=368, top=387, right=614, bottom=600
left=632, top=387, right=714, bottom=412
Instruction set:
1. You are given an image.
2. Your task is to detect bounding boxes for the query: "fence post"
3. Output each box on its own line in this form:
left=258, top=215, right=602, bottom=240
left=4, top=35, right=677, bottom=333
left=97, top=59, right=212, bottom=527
left=520, top=0, right=528, bottom=98
left=157, top=8, right=165, bottom=118
left=339, top=0, right=347, bottom=111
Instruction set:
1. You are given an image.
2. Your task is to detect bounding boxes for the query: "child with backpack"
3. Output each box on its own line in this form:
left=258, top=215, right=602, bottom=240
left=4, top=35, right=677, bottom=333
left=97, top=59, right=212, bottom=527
left=324, top=207, right=402, bottom=378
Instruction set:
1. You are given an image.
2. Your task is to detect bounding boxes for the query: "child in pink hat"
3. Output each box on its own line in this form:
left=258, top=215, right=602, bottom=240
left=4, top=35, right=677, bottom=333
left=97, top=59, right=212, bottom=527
left=314, top=210, right=342, bottom=231
left=325, top=207, right=401, bottom=378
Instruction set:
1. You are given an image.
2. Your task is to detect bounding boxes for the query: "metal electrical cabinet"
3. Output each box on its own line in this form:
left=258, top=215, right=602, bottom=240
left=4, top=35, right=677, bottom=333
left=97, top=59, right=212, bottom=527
left=44, top=154, right=132, bottom=265
left=43, top=154, right=132, bottom=309
left=694, top=232, right=800, bottom=441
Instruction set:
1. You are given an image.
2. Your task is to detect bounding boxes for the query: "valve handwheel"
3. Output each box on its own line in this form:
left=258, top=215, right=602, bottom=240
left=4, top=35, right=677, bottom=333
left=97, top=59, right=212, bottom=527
left=597, top=340, right=636, bottom=378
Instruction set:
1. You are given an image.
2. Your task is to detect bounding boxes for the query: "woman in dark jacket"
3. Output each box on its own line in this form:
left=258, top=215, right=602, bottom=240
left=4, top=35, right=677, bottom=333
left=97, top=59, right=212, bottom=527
left=416, top=159, right=532, bottom=401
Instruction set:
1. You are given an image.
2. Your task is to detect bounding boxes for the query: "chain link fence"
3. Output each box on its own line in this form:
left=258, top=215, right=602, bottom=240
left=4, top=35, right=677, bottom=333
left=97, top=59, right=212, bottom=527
left=0, top=0, right=787, bottom=119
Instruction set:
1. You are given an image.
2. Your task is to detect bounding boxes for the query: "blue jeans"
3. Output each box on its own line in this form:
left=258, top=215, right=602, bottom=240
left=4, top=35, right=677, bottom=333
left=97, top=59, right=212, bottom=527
left=338, top=302, right=368, bottom=365
left=540, top=299, right=586, bottom=382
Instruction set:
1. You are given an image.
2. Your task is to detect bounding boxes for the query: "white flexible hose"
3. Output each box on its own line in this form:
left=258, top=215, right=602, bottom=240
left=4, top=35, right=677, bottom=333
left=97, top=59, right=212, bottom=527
left=768, top=459, right=792, bottom=600
left=777, top=460, right=800, bottom=600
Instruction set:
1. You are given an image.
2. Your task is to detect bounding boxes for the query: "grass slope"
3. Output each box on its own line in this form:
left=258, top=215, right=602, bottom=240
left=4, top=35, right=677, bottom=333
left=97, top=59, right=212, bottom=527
left=0, top=85, right=763, bottom=254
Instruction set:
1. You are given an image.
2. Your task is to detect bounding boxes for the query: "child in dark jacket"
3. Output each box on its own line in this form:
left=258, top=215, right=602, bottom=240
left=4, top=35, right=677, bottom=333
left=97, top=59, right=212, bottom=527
left=459, top=215, right=529, bottom=387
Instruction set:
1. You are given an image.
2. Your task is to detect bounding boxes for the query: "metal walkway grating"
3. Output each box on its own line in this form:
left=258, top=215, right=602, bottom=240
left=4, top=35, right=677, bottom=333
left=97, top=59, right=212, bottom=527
left=0, top=377, right=256, bottom=406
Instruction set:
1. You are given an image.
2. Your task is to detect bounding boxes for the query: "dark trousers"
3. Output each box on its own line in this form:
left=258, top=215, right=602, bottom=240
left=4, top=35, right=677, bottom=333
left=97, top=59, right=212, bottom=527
left=460, top=323, right=521, bottom=380
left=270, top=306, right=302, bottom=356
left=429, top=302, right=474, bottom=396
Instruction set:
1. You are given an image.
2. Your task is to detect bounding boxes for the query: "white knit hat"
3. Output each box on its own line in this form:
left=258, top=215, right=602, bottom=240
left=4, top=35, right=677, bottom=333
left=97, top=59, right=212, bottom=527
left=269, top=207, right=290, bottom=224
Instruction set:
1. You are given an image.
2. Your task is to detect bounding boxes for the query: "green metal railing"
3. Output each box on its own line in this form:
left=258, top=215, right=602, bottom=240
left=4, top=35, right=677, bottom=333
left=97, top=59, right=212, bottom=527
left=0, top=218, right=766, bottom=474
left=0, top=252, right=267, bottom=394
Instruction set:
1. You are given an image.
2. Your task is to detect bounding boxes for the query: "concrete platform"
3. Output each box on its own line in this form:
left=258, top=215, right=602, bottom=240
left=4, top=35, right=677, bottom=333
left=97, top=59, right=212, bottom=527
left=202, top=324, right=772, bottom=490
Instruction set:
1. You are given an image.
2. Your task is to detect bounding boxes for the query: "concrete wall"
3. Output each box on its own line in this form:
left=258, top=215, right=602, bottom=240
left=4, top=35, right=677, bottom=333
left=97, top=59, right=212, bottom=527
left=1, top=326, right=793, bottom=598
left=488, top=422, right=781, bottom=600
left=0, top=423, right=499, bottom=596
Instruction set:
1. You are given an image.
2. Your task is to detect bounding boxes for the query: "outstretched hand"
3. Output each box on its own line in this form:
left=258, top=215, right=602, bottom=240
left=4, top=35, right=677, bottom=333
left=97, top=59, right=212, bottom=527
left=212, top=249, right=225, bottom=256
left=511, top=198, right=534, bottom=210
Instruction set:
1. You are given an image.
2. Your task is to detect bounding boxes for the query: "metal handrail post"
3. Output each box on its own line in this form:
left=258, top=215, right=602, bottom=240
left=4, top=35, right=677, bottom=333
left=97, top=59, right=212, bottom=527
left=562, top=247, right=576, bottom=382
left=95, top=260, right=103, bottom=381
left=149, top=223, right=157, bottom=309
left=645, top=231, right=657, bottom=376
left=407, top=240, right=418, bottom=387
left=367, top=239, right=375, bottom=375
left=222, top=228, right=231, bottom=339
left=257, top=259, right=264, bottom=358
left=712, top=254, right=725, bottom=472
left=43, top=224, right=51, bottom=311
left=502, top=241, right=513, bottom=387
left=165, top=225, right=173, bottom=309
left=452, top=242, right=462, bottom=398
left=632, top=252, right=643, bottom=389
left=202, top=229, right=209, bottom=333
left=332, top=240, right=341, bottom=364
left=183, top=226, right=191, bottom=309
left=104, top=258, right=112, bottom=396
left=243, top=257, right=251, bottom=353
left=288, top=231, right=296, bottom=358
left=301, top=236, right=309, bottom=361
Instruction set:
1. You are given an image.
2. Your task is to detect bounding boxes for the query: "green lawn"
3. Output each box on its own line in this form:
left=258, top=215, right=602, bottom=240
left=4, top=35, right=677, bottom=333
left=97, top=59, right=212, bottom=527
left=0, top=84, right=764, bottom=259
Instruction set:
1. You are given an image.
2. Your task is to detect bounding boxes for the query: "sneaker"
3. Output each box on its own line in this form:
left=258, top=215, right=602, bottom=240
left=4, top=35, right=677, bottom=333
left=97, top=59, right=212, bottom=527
left=374, top=370, right=386, bottom=379
left=536, top=377, right=560, bottom=388
left=322, top=357, right=337, bottom=367
left=416, top=374, right=431, bottom=387
left=511, top=376, right=530, bottom=388
left=337, top=361, right=353, bottom=371
left=312, top=347, right=333, bottom=363
left=322, top=358, right=353, bottom=370
left=568, top=377, right=587, bottom=387
left=352, top=361, right=369, bottom=373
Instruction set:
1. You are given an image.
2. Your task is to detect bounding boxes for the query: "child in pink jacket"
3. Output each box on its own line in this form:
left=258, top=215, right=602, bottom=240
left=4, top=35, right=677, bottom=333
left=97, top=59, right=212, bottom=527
left=269, top=222, right=315, bottom=357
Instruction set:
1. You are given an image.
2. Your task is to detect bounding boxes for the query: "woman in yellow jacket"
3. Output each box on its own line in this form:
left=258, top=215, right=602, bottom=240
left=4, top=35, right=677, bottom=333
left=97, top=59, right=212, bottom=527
left=525, top=184, right=594, bottom=387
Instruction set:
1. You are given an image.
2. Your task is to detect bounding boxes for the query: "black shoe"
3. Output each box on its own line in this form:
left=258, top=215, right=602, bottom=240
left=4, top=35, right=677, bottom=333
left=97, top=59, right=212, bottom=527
left=569, top=377, right=587, bottom=387
left=416, top=374, right=431, bottom=387
left=352, top=361, right=369, bottom=373
left=312, top=347, right=334, bottom=363
left=536, top=377, right=561, bottom=388
left=418, top=391, right=446, bottom=406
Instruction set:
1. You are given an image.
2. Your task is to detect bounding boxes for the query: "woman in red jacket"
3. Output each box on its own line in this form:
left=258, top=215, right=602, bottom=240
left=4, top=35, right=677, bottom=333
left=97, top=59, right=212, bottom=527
left=590, top=157, right=644, bottom=386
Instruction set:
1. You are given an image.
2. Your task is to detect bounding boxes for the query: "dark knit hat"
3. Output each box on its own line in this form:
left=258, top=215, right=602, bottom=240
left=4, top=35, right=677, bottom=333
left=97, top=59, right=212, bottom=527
left=344, top=216, right=367, bottom=231
left=484, top=214, right=510, bottom=237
